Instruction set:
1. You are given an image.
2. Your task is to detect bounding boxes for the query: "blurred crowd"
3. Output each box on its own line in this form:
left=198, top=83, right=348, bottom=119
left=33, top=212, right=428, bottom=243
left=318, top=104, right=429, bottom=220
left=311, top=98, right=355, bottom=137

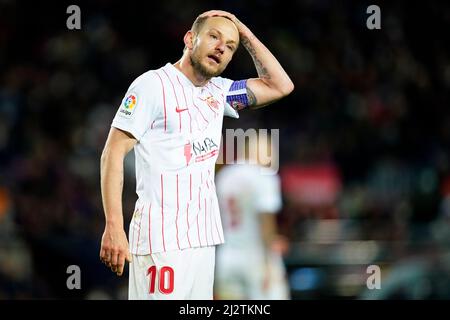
left=1, top=0, right=450, bottom=299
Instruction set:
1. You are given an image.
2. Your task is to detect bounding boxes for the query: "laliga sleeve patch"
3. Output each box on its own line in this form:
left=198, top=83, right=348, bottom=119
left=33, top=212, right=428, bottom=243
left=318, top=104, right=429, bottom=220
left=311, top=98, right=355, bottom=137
left=119, top=92, right=138, bottom=118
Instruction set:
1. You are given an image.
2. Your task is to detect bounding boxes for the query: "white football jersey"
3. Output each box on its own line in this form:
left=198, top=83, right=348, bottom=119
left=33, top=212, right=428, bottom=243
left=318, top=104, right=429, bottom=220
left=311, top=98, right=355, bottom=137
left=111, top=63, right=239, bottom=255
left=215, top=165, right=282, bottom=251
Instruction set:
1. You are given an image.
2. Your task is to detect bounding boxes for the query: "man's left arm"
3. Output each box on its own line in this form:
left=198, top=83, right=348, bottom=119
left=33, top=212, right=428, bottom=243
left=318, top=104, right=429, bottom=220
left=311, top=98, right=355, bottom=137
left=240, top=25, right=294, bottom=109
left=202, top=10, right=295, bottom=109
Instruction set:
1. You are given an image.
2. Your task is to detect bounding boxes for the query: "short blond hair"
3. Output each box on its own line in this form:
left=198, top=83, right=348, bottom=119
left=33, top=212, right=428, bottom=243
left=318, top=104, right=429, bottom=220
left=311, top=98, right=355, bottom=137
left=191, top=15, right=209, bottom=35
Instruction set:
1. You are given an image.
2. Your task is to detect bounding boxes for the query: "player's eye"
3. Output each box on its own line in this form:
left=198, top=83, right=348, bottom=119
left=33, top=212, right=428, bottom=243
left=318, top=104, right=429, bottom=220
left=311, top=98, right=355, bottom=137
left=210, top=34, right=218, bottom=40
left=227, top=45, right=234, bottom=51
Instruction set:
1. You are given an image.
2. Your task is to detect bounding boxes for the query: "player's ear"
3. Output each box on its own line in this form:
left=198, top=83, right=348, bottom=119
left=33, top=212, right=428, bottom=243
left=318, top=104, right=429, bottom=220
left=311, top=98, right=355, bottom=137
left=184, top=31, right=194, bottom=50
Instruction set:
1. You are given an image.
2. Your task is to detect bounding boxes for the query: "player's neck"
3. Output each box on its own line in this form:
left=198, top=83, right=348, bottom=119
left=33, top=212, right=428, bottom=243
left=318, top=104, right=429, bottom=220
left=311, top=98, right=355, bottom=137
left=174, top=58, right=209, bottom=87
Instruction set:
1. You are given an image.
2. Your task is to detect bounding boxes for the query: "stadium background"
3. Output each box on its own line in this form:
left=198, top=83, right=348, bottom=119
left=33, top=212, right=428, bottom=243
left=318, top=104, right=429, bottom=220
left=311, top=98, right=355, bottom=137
left=1, top=0, right=450, bottom=299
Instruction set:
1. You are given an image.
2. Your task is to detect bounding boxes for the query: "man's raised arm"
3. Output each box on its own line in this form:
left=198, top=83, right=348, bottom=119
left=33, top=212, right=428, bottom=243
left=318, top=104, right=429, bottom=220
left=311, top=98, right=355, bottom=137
left=201, top=10, right=294, bottom=109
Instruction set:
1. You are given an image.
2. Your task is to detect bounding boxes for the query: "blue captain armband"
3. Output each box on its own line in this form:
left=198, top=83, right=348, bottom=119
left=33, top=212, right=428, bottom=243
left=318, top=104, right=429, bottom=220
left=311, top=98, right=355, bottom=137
left=226, top=80, right=249, bottom=111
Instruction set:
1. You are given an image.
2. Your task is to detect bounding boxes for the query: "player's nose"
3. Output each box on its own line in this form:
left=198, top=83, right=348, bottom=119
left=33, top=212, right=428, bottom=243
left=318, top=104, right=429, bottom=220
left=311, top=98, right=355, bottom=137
left=215, top=42, right=225, bottom=54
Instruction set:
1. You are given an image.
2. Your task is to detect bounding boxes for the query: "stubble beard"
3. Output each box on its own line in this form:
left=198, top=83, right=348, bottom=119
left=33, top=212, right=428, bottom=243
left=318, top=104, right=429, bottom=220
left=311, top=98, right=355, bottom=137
left=190, top=52, right=223, bottom=79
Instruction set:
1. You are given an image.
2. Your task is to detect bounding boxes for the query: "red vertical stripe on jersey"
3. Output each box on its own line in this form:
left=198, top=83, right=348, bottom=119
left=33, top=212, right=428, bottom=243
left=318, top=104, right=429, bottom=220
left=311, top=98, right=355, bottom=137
left=175, top=174, right=180, bottom=250
left=209, top=81, right=221, bottom=91
left=193, top=100, right=209, bottom=124
left=208, top=82, right=225, bottom=105
left=210, top=170, right=224, bottom=243
left=177, top=76, right=192, bottom=133
left=208, top=174, right=217, bottom=241
left=208, top=169, right=212, bottom=183
left=210, top=171, right=217, bottom=192
left=209, top=198, right=215, bottom=243
left=192, top=87, right=209, bottom=124
left=186, top=202, right=192, bottom=248
left=207, top=173, right=214, bottom=195
left=187, top=173, right=192, bottom=247
left=204, top=198, right=209, bottom=246
left=211, top=174, right=221, bottom=242
left=136, top=205, right=144, bottom=253
left=161, top=174, right=166, bottom=251
left=189, top=89, right=202, bottom=131
left=190, top=173, right=192, bottom=200
left=148, top=203, right=152, bottom=254
left=213, top=204, right=224, bottom=243
left=162, top=69, right=182, bottom=132
left=209, top=198, right=214, bottom=242
left=155, top=72, right=167, bottom=132
left=197, top=185, right=202, bottom=247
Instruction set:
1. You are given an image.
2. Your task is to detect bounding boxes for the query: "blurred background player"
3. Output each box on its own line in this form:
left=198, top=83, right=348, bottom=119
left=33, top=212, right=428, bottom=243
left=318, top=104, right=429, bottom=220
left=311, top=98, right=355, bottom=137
left=215, top=134, right=290, bottom=299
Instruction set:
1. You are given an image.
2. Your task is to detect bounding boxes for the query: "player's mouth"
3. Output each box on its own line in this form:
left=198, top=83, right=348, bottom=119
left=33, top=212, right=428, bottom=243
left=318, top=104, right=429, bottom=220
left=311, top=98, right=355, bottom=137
left=207, top=55, right=221, bottom=65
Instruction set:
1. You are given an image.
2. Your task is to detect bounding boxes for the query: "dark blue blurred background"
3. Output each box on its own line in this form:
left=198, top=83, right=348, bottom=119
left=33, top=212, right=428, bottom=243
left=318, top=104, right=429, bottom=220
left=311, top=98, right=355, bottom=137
left=1, top=0, right=450, bottom=299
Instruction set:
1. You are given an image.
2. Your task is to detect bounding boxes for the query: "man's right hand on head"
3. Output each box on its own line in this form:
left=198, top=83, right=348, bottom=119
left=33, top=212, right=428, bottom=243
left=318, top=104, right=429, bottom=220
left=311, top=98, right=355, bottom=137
left=100, top=225, right=132, bottom=276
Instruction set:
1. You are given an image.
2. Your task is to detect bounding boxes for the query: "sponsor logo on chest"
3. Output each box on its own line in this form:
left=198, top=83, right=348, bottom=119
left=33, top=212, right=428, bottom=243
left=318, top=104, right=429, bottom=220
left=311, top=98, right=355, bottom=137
left=184, top=137, right=219, bottom=165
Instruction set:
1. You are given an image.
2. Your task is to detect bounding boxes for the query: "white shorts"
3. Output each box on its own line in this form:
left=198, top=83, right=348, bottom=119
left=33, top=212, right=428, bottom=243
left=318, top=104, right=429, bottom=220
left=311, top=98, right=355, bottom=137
left=129, top=246, right=215, bottom=300
left=215, top=247, right=290, bottom=300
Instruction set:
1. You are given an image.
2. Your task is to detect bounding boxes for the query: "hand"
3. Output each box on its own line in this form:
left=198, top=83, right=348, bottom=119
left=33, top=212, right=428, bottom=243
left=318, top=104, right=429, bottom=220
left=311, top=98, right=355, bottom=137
left=271, top=235, right=290, bottom=256
left=199, top=10, right=236, bottom=20
left=199, top=10, right=249, bottom=36
left=100, top=224, right=132, bottom=276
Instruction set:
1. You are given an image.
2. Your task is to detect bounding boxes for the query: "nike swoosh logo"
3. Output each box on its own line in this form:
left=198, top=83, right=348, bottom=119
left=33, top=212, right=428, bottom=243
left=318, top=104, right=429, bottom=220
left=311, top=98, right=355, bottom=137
left=175, top=107, right=188, bottom=113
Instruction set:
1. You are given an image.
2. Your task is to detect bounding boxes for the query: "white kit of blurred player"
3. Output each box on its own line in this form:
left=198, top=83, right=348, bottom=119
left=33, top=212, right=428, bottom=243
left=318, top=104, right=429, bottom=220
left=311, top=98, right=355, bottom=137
left=214, top=137, right=290, bottom=300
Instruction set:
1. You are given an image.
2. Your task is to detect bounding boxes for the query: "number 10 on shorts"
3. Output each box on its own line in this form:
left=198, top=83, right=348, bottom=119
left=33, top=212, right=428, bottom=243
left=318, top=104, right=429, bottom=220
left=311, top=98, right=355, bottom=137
left=147, top=266, right=175, bottom=294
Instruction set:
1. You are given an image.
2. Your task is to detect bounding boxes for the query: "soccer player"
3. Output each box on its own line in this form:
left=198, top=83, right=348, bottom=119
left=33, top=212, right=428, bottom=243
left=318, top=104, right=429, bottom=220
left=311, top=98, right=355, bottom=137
left=214, top=136, right=290, bottom=300
left=99, top=10, right=293, bottom=299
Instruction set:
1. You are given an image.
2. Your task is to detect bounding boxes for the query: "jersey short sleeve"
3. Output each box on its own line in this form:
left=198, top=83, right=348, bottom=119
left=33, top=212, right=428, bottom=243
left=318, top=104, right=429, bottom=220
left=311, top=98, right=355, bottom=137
left=254, top=173, right=283, bottom=214
left=111, top=72, right=160, bottom=141
left=215, top=77, right=240, bottom=119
